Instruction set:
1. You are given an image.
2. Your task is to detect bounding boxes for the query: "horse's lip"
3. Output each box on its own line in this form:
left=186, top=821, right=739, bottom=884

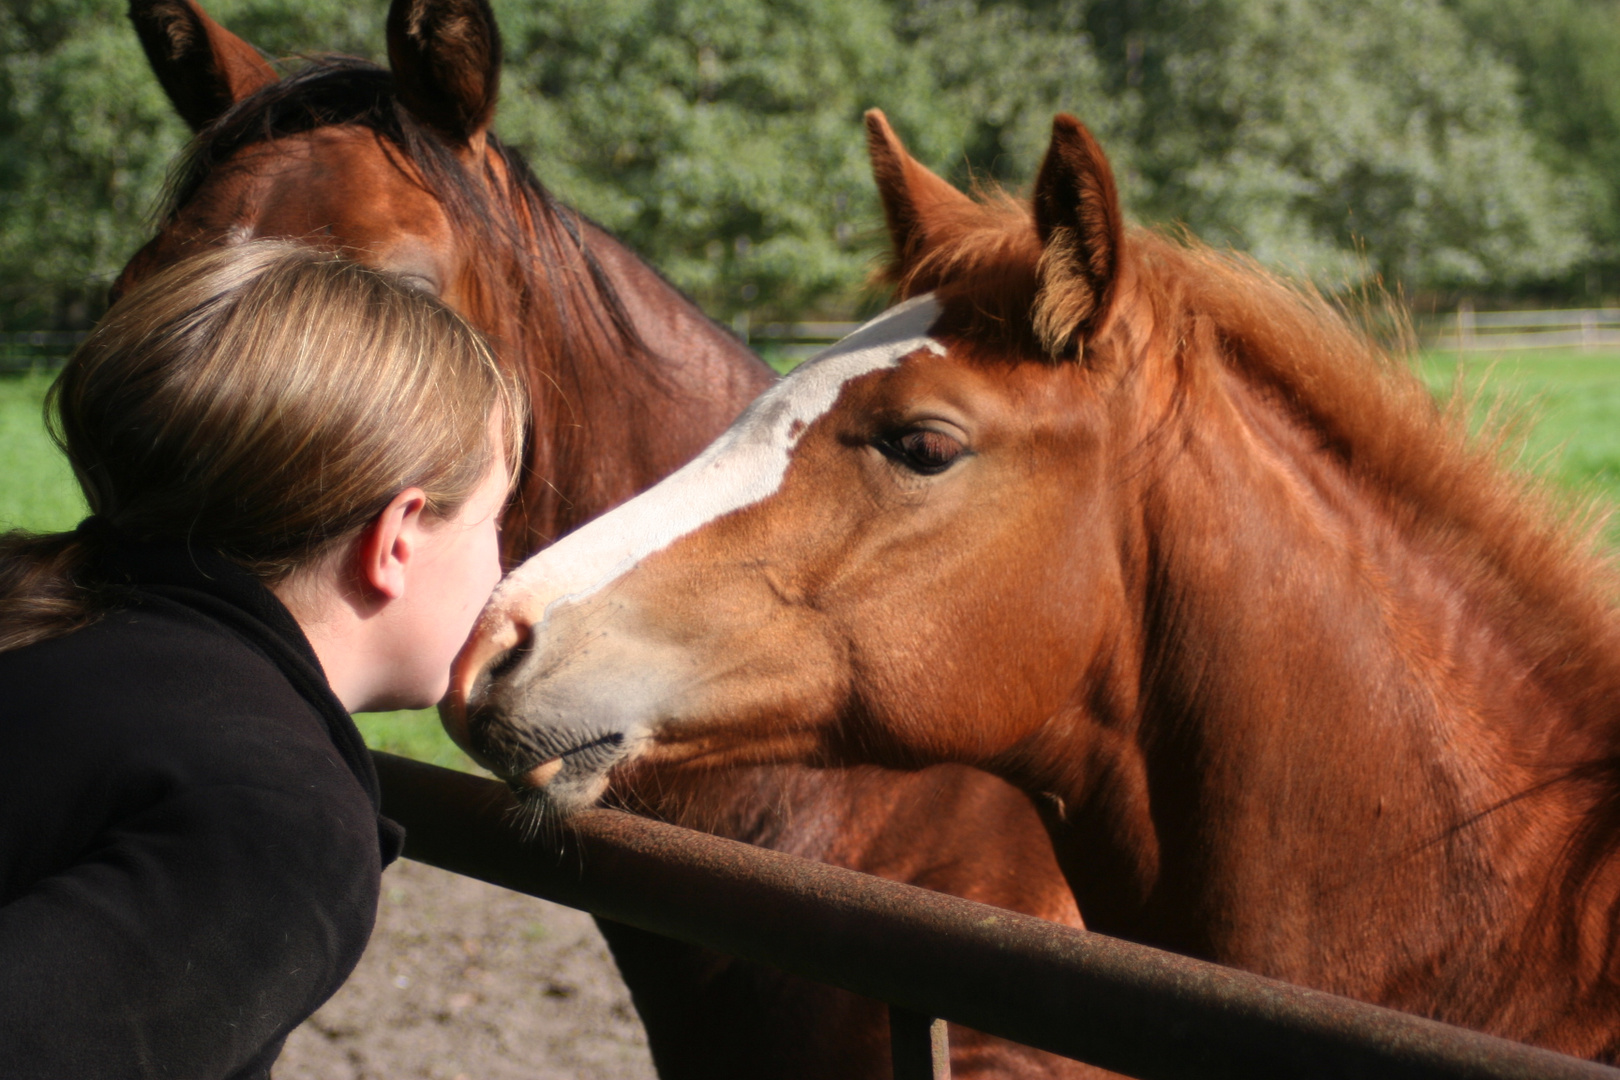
left=516, top=757, right=564, bottom=788
left=505, top=733, right=626, bottom=791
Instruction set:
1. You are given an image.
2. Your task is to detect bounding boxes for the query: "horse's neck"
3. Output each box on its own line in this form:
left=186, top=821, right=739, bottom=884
left=1059, top=360, right=1615, bottom=1042
left=580, top=219, right=774, bottom=427
left=510, top=212, right=773, bottom=549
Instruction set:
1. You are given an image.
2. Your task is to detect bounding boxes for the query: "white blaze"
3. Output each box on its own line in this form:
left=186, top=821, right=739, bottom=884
left=492, top=293, right=945, bottom=615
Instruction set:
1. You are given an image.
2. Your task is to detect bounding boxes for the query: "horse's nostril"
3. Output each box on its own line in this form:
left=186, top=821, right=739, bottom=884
left=486, top=639, right=529, bottom=682
left=459, top=638, right=530, bottom=718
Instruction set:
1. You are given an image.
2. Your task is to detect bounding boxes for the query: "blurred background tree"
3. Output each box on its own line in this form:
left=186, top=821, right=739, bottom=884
left=0, top=0, right=1613, bottom=330
left=495, top=0, right=1110, bottom=321
left=1451, top=0, right=1620, bottom=300
left=1084, top=0, right=1590, bottom=291
left=0, top=0, right=183, bottom=329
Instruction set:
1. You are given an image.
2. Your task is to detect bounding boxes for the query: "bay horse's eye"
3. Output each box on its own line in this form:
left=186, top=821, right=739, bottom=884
left=880, top=427, right=966, bottom=475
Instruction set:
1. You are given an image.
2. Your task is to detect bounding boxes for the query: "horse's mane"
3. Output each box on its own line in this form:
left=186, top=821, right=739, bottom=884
left=888, top=190, right=1620, bottom=946
left=158, top=57, right=678, bottom=548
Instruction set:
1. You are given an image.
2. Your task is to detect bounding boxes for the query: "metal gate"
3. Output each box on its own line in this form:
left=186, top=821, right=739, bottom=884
left=374, top=752, right=1619, bottom=1080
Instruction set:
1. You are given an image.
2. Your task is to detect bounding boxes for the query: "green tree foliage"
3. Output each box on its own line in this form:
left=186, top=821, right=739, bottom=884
left=1451, top=0, right=1620, bottom=292
left=1084, top=0, right=1590, bottom=290
left=0, top=1, right=185, bottom=327
left=0, top=0, right=390, bottom=329
left=0, top=0, right=1609, bottom=329
left=495, top=0, right=1108, bottom=319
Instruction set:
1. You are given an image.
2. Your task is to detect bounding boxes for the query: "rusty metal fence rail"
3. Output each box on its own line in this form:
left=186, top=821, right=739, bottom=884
left=374, top=752, right=1619, bottom=1080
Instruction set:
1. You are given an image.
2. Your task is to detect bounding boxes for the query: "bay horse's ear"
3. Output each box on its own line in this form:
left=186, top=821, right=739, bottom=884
left=387, top=0, right=502, bottom=151
left=865, top=109, right=974, bottom=278
left=128, top=0, right=277, bottom=132
left=1032, top=114, right=1124, bottom=359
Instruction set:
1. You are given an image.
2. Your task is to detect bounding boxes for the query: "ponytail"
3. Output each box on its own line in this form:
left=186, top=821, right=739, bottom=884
left=0, top=528, right=103, bottom=653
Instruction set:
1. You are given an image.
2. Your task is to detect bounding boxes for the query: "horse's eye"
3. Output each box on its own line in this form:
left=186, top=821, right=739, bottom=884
left=396, top=273, right=441, bottom=296
left=880, top=428, right=966, bottom=475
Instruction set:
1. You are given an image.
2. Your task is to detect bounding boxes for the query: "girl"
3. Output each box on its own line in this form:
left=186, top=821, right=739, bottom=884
left=0, top=241, right=524, bottom=1078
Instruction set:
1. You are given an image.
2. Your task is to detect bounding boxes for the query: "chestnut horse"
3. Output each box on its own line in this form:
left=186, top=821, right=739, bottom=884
left=450, top=109, right=1620, bottom=1060
left=117, top=1, right=1091, bottom=1076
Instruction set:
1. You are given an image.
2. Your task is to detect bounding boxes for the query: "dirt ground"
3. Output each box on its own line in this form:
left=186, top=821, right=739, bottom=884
left=277, top=858, right=658, bottom=1080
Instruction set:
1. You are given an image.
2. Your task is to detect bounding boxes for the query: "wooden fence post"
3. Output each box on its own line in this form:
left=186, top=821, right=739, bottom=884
left=890, top=1006, right=951, bottom=1080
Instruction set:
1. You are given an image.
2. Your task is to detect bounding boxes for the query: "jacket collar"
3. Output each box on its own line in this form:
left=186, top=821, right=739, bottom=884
left=88, top=532, right=403, bottom=864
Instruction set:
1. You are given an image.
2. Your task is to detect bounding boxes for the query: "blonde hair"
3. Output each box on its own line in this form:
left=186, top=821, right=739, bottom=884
left=0, top=240, right=526, bottom=652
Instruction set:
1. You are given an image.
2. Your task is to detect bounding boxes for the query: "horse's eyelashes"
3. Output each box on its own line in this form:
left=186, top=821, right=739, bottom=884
left=882, top=428, right=965, bottom=475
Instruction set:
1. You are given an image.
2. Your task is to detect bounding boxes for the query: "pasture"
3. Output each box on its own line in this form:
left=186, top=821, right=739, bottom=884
left=1417, top=349, right=1620, bottom=524
left=5, top=344, right=1620, bottom=773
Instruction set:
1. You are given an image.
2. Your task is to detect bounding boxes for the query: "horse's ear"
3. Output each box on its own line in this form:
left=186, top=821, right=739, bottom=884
left=865, top=109, right=974, bottom=279
left=387, top=0, right=502, bottom=150
left=128, top=0, right=277, bottom=132
left=1032, top=114, right=1124, bottom=359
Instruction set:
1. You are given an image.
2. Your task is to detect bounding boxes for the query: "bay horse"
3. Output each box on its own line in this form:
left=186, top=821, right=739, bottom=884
left=116, top=1, right=1092, bottom=1076
left=448, top=108, right=1620, bottom=1059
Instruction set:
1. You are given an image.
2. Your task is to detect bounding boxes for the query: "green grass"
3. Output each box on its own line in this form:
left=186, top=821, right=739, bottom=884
left=352, top=707, right=475, bottom=770
left=6, top=348, right=1620, bottom=767
left=1417, top=348, right=1620, bottom=545
left=0, top=372, right=84, bottom=533
left=0, top=372, right=475, bottom=771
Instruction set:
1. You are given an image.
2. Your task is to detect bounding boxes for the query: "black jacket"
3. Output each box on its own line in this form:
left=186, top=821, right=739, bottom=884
left=0, top=541, right=403, bottom=1079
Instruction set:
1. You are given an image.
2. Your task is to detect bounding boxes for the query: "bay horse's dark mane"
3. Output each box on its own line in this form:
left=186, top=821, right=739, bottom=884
left=889, top=191, right=1620, bottom=939
left=159, top=56, right=686, bottom=547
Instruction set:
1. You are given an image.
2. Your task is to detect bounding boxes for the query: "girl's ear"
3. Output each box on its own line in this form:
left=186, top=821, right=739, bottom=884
left=129, top=0, right=277, bottom=132
left=358, top=488, right=430, bottom=602
left=864, top=109, right=975, bottom=288
left=1032, top=114, right=1125, bottom=359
